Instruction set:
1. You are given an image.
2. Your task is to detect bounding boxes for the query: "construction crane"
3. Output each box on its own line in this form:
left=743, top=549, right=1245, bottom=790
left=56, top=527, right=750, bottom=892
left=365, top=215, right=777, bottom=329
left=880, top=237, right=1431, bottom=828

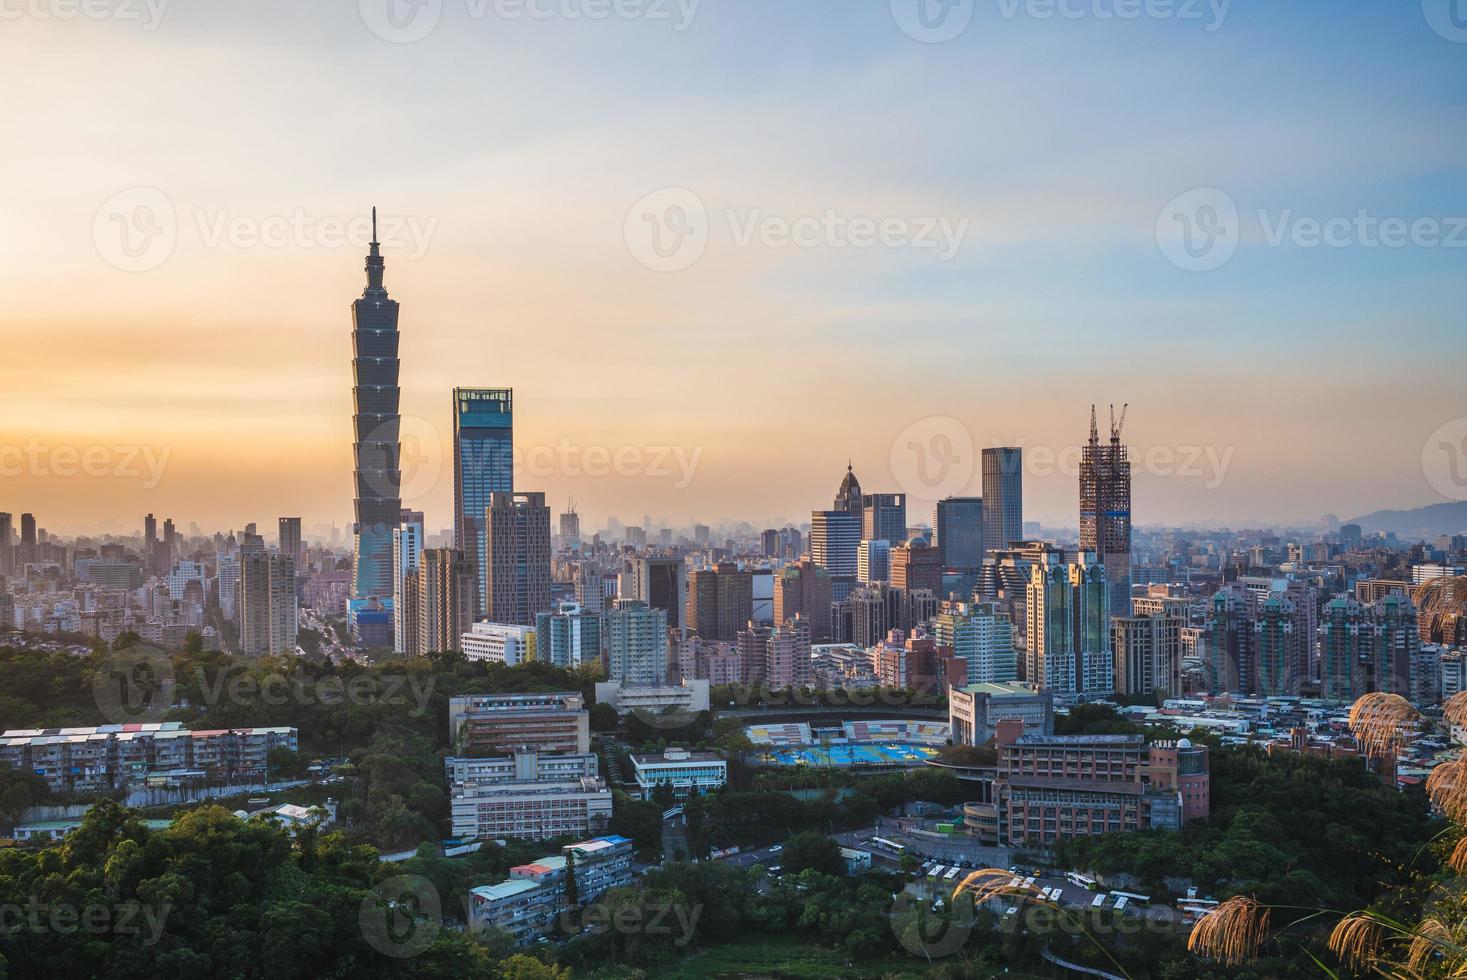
left=1110, top=403, right=1128, bottom=442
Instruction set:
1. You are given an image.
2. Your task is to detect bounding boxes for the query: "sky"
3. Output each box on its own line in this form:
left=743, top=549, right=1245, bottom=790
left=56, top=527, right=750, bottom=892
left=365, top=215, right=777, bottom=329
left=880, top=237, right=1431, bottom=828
left=3, top=0, right=1466, bottom=538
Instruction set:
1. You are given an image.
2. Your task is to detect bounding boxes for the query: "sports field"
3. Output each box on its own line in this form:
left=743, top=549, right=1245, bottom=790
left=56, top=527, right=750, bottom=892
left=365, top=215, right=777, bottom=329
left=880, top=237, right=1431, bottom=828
left=753, top=742, right=940, bottom=767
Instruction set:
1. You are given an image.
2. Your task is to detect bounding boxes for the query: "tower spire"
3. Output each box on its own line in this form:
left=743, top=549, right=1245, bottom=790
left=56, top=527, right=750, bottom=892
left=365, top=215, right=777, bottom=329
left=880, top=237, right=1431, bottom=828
left=364, top=205, right=385, bottom=295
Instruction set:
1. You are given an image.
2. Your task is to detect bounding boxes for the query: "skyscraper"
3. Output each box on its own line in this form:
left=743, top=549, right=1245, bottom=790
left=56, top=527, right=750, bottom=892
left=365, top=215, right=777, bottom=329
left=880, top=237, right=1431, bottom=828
left=417, top=548, right=476, bottom=655
left=393, top=511, right=425, bottom=655
left=240, top=552, right=297, bottom=656
left=686, top=562, right=753, bottom=641
left=1079, top=405, right=1132, bottom=618
left=278, top=517, right=302, bottom=566
left=935, top=601, right=1018, bottom=685
left=861, top=493, right=906, bottom=544
left=1206, top=584, right=1254, bottom=695
left=773, top=560, right=833, bottom=641
left=605, top=600, right=667, bottom=685
left=484, top=492, right=552, bottom=626
left=812, top=470, right=862, bottom=602
left=632, top=557, right=687, bottom=632
left=559, top=505, right=581, bottom=548
left=835, top=462, right=863, bottom=516
left=891, top=537, right=942, bottom=595
left=1026, top=549, right=1112, bottom=695
left=453, top=387, right=514, bottom=614
left=351, top=209, right=403, bottom=600
left=934, top=496, right=984, bottom=571
left=856, top=539, right=891, bottom=584
left=981, top=448, right=1022, bottom=558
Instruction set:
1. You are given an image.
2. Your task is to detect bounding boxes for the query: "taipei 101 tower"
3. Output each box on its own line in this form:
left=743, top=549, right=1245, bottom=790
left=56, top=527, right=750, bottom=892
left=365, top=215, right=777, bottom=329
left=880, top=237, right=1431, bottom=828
left=350, top=208, right=402, bottom=600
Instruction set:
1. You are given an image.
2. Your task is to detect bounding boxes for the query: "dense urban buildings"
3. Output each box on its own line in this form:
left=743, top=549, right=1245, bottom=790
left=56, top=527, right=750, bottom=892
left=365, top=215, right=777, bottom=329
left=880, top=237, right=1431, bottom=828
left=0, top=723, right=298, bottom=794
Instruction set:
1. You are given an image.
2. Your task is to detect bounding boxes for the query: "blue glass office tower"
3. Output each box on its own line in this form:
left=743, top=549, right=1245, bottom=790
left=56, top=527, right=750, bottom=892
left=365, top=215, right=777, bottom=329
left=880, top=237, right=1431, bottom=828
left=351, top=209, right=402, bottom=600
left=453, top=387, right=514, bottom=615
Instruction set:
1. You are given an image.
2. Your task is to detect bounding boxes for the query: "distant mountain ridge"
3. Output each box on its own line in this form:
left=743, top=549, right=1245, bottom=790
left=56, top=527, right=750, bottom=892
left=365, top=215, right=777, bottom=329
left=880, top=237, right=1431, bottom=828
left=1346, top=501, right=1467, bottom=539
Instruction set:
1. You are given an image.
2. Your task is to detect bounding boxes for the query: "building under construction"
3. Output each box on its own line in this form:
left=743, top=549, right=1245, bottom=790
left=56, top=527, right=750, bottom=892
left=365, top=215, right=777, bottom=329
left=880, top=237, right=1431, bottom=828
left=1080, top=404, right=1132, bottom=619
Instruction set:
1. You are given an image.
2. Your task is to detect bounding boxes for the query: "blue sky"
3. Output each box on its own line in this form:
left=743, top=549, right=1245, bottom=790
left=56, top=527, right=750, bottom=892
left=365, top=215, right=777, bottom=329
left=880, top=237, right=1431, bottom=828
left=3, top=0, right=1465, bottom=534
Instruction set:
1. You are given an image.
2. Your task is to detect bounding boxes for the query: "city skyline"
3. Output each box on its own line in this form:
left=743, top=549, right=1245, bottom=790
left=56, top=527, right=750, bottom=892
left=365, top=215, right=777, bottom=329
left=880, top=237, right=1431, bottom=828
left=6, top=2, right=1467, bottom=534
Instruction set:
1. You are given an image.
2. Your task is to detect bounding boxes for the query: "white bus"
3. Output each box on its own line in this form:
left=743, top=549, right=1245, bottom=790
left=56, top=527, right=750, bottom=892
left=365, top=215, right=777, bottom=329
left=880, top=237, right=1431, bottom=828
left=1113, top=896, right=1129, bottom=913
left=1066, top=872, right=1098, bottom=890
left=871, top=836, right=906, bottom=854
left=944, top=867, right=960, bottom=882
left=1110, top=890, right=1150, bottom=904
left=1091, top=894, right=1106, bottom=909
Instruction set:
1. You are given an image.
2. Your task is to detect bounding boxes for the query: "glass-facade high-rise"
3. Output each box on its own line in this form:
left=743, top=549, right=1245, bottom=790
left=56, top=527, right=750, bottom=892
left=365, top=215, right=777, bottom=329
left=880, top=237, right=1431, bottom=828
left=454, top=387, right=514, bottom=614
left=351, top=209, right=402, bottom=600
left=981, top=448, right=1022, bottom=559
